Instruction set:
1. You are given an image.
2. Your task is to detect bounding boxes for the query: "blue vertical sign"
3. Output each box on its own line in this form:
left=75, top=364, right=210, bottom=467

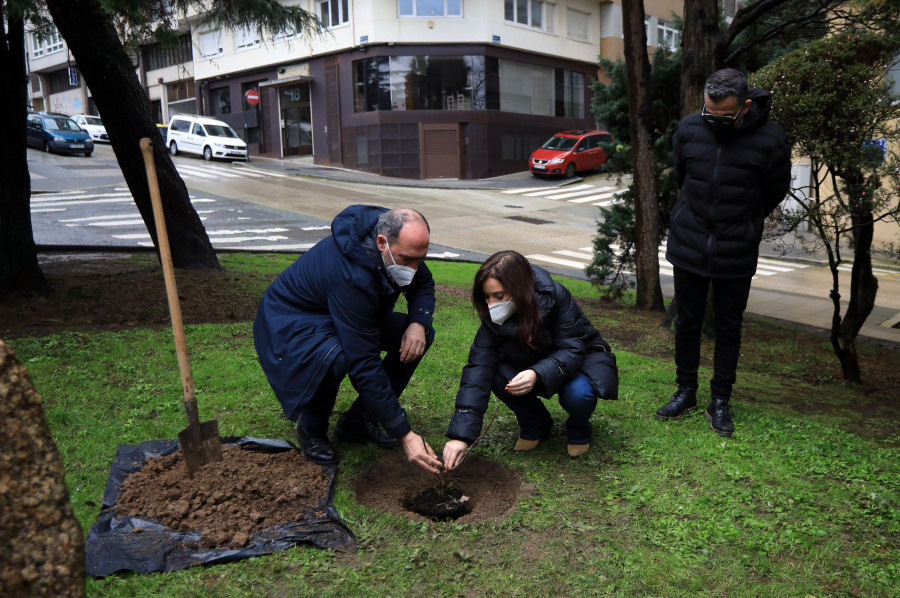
left=68, top=67, right=78, bottom=87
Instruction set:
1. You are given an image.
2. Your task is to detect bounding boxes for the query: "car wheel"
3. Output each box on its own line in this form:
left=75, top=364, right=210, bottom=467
left=203, top=146, right=213, bottom=161
left=43, top=141, right=52, bottom=154
left=564, top=163, right=576, bottom=178
left=169, top=141, right=178, bottom=156
left=84, top=151, right=92, bottom=157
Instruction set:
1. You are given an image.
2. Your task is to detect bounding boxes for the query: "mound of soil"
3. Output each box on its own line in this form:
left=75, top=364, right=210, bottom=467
left=114, top=445, right=329, bottom=549
left=353, top=452, right=520, bottom=524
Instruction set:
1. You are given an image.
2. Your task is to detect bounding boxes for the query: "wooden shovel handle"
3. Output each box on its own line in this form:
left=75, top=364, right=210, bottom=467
left=139, top=138, right=200, bottom=426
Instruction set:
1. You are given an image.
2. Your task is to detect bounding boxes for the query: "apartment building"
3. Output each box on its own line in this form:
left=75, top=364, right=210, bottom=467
left=26, top=0, right=685, bottom=179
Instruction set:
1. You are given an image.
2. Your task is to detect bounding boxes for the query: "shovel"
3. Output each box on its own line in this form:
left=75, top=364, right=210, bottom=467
left=140, top=137, right=223, bottom=476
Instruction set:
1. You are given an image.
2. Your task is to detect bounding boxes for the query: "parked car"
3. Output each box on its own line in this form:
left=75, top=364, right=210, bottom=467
left=166, top=114, right=248, bottom=161
left=26, top=113, right=94, bottom=157
left=529, top=129, right=614, bottom=178
left=71, top=114, right=109, bottom=143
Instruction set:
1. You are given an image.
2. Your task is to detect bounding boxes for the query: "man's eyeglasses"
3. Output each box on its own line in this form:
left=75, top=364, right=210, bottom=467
left=701, top=103, right=743, bottom=125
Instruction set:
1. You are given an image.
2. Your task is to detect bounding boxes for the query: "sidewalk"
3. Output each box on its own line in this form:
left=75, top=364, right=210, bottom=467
left=238, top=155, right=900, bottom=348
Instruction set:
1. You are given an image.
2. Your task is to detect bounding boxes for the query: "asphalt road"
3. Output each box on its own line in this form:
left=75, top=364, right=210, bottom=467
left=26, top=142, right=900, bottom=344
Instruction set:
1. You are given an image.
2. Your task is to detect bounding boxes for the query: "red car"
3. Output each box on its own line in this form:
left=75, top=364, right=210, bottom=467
left=529, top=129, right=614, bottom=178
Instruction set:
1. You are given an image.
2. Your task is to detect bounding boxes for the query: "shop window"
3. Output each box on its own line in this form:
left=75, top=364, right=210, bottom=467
left=210, top=87, right=231, bottom=116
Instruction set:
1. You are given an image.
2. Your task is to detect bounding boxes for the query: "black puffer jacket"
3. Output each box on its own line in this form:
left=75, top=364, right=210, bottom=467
left=446, top=266, right=618, bottom=444
left=666, top=88, right=792, bottom=278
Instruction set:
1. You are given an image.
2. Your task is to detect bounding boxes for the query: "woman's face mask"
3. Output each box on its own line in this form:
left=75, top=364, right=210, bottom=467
left=488, top=299, right=517, bottom=325
left=383, top=239, right=417, bottom=287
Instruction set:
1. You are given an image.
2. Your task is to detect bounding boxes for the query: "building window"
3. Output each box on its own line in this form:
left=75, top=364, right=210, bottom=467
left=352, top=54, right=583, bottom=118
left=566, top=8, right=589, bottom=42
left=398, top=0, right=462, bottom=17
left=354, top=55, right=488, bottom=112
left=657, top=19, right=680, bottom=50
left=142, top=34, right=193, bottom=71
left=234, top=24, right=261, bottom=51
left=273, top=23, right=301, bottom=42
left=558, top=70, right=584, bottom=118
left=198, top=30, right=223, bottom=59
left=31, top=26, right=64, bottom=58
left=722, top=0, right=737, bottom=19
left=319, top=0, right=350, bottom=27
left=504, top=0, right=555, bottom=33
left=210, top=87, right=231, bottom=116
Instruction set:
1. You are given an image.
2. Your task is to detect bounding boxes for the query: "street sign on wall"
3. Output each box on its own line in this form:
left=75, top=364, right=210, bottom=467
left=68, top=67, right=78, bottom=87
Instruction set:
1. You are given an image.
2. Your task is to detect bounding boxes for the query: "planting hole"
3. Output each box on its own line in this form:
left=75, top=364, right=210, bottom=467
left=406, top=485, right=472, bottom=521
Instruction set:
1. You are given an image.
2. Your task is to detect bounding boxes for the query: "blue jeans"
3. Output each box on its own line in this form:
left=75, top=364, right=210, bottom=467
left=493, top=365, right=598, bottom=445
left=299, top=312, right=434, bottom=435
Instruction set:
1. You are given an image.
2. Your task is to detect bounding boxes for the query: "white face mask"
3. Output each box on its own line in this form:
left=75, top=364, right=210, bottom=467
left=488, top=299, right=517, bottom=325
left=383, top=239, right=417, bottom=287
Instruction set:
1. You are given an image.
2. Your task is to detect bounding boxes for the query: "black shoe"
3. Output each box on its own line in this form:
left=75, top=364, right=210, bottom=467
left=295, top=422, right=337, bottom=465
left=704, top=397, right=734, bottom=437
left=334, top=412, right=401, bottom=449
left=655, top=388, right=698, bottom=420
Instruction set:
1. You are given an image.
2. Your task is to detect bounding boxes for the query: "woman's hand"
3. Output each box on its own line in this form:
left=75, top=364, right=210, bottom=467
left=442, top=439, right=469, bottom=471
left=506, top=369, right=537, bottom=396
left=400, top=431, right=443, bottom=473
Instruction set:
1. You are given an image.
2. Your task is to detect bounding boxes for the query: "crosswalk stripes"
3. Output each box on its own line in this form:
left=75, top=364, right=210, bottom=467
left=501, top=183, right=627, bottom=207
left=526, top=244, right=820, bottom=279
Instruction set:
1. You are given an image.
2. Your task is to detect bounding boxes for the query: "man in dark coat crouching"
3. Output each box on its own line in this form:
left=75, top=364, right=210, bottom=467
left=254, top=205, right=442, bottom=473
left=655, top=68, right=791, bottom=436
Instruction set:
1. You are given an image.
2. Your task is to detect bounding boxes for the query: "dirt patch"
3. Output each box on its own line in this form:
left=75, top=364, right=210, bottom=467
left=352, top=452, right=520, bottom=524
left=0, top=252, right=265, bottom=339
left=114, top=444, right=330, bottom=549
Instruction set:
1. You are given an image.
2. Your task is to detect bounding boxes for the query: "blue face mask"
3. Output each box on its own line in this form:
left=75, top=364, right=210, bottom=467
left=383, top=239, right=417, bottom=287
left=488, top=299, right=517, bottom=325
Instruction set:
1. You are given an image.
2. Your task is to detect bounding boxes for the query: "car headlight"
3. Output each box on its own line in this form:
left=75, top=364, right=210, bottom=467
left=549, top=158, right=566, bottom=164
left=53, top=137, right=65, bottom=142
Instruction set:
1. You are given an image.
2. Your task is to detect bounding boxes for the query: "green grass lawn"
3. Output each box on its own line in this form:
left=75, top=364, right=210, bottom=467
left=9, top=255, right=900, bottom=597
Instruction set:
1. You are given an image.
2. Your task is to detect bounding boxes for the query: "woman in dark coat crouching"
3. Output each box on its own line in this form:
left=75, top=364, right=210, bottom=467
left=442, top=251, right=618, bottom=468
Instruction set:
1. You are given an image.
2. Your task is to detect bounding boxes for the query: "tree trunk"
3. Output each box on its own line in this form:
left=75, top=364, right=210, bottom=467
left=0, top=341, right=86, bottom=596
left=831, top=210, right=877, bottom=384
left=679, top=0, right=719, bottom=117
left=621, top=0, right=664, bottom=311
left=44, top=0, right=220, bottom=269
left=0, top=15, right=49, bottom=294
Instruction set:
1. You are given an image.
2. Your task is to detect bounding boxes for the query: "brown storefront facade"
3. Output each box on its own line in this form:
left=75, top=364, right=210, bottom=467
left=198, top=44, right=597, bottom=180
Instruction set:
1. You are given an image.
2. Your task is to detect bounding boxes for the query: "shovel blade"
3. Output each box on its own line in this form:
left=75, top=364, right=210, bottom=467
left=178, top=419, right=223, bottom=475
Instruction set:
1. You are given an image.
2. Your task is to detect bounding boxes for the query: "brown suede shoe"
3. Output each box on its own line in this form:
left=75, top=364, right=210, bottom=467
left=567, top=443, right=589, bottom=458
left=513, top=437, right=541, bottom=452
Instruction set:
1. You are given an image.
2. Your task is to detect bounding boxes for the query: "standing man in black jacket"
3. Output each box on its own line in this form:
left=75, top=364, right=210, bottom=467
left=655, top=68, right=791, bottom=436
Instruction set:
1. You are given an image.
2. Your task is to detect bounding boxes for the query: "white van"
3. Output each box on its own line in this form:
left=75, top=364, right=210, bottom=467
left=166, top=114, right=248, bottom=161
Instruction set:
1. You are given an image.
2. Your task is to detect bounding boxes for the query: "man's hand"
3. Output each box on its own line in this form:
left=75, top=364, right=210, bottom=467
left=400, top=431, right=443, bottom=473
left=506, top=369, right=537, bottom=396
left=442, top=439, right=469, bottom=471
left=399, top=322, right=427, bottom=363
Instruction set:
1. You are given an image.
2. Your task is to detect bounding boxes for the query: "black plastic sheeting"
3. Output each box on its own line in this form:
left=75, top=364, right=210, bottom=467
left=85, top=436, right=355, bottom=577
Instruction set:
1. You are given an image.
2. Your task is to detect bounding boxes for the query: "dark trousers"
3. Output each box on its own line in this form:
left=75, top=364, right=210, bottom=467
left=299, top=312, right=434, bottom=435
left=492, top=363, right=598, bottom=444
left=673, top=267, right=753, bottom=400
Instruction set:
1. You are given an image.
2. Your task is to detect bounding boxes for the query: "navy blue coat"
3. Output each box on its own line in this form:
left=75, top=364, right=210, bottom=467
left=666, top=88, right=792, bottom=278
left=446, top=266, right=618, bottom=444
left=253, top=205, right=435, bottom=438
